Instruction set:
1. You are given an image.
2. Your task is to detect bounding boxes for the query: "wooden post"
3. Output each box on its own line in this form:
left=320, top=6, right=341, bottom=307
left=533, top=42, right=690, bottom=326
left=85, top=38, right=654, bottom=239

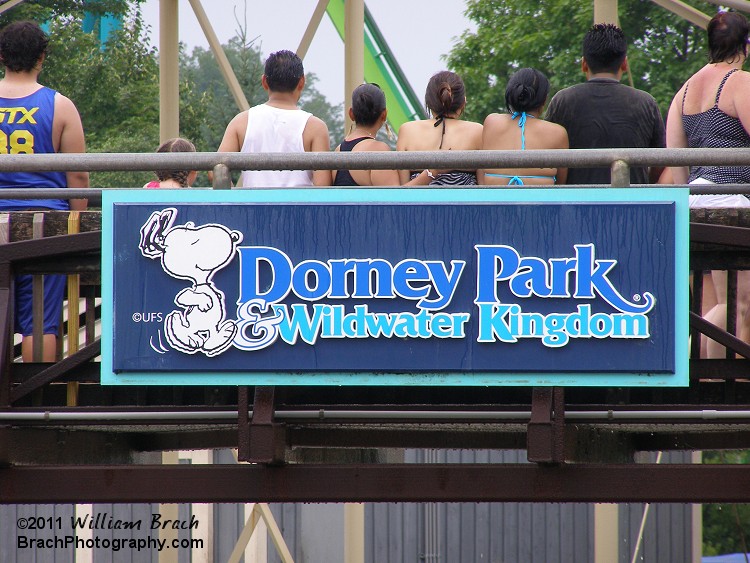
left=595, top=504, right=619, bottom=563
left=297, top=0, right=330, bottom=60
left=66, top=211, right=80, bottom=406
left=187, top=0, right=249, bottom=112
left=159, top=0, right=180, bottom=142
left=593, top=0, right=618, bottom=24
left=344, top=0, right=364, bottom=134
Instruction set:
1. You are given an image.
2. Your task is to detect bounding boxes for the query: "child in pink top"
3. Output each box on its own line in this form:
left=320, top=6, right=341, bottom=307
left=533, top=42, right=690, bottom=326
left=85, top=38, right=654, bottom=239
left=144, top=138, right=197, bottom=188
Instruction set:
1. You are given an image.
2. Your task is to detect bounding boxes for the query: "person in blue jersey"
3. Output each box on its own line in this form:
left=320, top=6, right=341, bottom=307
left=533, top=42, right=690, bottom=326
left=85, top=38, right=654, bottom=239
left=0, top=20, right=89, bottom=361
left=479, top=68, right=568, bottom=186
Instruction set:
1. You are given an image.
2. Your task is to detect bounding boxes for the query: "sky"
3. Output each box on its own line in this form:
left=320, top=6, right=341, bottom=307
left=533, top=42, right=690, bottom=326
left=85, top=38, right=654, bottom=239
left=138, top=0, right=476, bottom=108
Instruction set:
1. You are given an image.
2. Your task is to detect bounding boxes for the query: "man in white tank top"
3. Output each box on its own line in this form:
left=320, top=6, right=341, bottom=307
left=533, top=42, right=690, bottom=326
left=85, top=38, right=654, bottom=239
left=218, top=50, right=331, bottom=187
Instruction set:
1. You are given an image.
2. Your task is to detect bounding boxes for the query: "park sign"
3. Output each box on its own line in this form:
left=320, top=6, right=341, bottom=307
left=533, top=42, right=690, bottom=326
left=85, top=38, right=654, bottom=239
left=101, top=188, right=689, bottom=387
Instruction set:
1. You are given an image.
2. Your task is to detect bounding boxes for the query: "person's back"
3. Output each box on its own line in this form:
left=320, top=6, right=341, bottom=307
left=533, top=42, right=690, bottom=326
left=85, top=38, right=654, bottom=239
left=218, top=49, right=330, bottom=187
left=397, top=71, right=482, bottom=186
left=546, top=23, right=665, bottom=184
left=667, top=11, right=750, bottom=189
left=0, top=20, right=89, bottom=362
left=481, top=68, right=569, bottom=185
left=0, top=21, right=88, bottom=208
left=238, top=103, right=313, bottom=187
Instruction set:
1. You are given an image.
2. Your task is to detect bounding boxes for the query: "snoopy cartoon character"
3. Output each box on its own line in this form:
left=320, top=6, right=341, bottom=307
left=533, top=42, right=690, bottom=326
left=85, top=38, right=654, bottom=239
left=139, top=208, right=243, bottom=357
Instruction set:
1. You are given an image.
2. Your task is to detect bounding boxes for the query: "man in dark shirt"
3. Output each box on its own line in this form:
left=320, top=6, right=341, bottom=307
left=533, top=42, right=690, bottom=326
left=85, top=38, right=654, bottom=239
left=546, top=24, right=665, bottom=184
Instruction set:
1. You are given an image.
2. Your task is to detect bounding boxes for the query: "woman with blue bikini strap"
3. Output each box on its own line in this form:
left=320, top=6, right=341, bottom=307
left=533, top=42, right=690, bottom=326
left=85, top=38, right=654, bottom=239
left=479, top=68, right=569, bottom=186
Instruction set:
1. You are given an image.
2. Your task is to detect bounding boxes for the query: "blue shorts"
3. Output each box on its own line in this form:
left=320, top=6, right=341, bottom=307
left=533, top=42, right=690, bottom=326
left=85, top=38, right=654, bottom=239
left=14, top=274, right=65, bottom=336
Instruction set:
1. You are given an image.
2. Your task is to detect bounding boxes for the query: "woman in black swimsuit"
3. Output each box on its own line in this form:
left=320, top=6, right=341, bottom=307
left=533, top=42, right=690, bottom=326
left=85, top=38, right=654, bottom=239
left=333, top=83, right=431, bottom=186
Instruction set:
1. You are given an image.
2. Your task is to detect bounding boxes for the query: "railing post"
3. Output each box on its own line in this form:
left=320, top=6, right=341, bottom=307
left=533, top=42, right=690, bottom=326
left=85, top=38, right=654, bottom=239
left=610, top=160, right=630, bottom=187
left=212, top=163, right=232, bottom=190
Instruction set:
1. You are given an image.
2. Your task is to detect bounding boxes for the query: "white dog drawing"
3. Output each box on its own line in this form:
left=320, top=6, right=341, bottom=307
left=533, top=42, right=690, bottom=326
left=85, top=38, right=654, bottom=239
left=139, top=207, right=243, bottom=357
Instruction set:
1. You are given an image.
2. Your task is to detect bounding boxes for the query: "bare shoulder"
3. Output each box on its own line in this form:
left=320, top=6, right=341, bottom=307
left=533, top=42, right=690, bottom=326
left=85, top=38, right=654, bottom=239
left=306, top=114, right=329, bottom=131
left=53, top=92, right=81, bottom=120
left=357, top=139, right=391, bottom=152
left=303, top=115, right=330, bottom=151
left=482, top=113, right=510, bottom=132
left=540, top=119, right=568, bottom=147
left=730, top=70, right=750, bottom=93
left=462, top=119, right=484, bottom=147
left=397, top=120, right=418, bottom=136
left=218, top=111, right=248, bottom=152
left=396, top=120, right=419, bottom=149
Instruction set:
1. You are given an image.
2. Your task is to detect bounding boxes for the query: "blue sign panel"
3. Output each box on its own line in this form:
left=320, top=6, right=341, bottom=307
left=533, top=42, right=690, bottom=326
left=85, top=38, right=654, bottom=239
left=101, top=188, right=689, bottom=387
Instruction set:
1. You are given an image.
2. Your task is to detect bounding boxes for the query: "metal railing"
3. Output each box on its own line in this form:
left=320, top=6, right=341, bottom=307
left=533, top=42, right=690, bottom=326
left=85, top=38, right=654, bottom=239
left=0, top=147, right=749, bottom=199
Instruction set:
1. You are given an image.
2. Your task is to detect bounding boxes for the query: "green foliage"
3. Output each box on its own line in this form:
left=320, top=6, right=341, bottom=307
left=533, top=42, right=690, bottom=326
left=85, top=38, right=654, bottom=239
left=300, top=73, right=344, bottom=144
left=4, top=1, right=341, bottom=187
left=702, top=451, right=750, bottom=556
left=41, top=13, right=161, bottom=187
left=0, top=0, right=132, bottom=28
left=179, top=37, right=266, bottom=152
left=447, top=0, right=713, bottom=122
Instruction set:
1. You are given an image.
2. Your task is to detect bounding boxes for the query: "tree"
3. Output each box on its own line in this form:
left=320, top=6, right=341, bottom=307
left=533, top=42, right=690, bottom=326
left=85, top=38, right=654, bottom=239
left=0, top=0, right=132, bottom=28
left=41, top=12, right=166, bottom=188
left=180, top=40, right=343, bottom=152
left=702, top=451, right=750, bottom=556
left=0, top=1, right=342, bottom=187
left=447, top=0, right=714, bottom=122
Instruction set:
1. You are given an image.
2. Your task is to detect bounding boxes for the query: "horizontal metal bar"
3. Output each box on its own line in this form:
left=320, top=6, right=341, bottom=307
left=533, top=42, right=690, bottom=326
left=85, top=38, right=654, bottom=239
left=1, top=464, right=749, bottom=503
left=2, top=408, right=750, bottom=422
left=1, top=147, right=750, bottom=172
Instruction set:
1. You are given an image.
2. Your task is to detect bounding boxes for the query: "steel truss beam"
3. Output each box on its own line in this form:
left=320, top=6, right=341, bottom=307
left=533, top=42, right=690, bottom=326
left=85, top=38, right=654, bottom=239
left=2, top=464, right=750, bottom=504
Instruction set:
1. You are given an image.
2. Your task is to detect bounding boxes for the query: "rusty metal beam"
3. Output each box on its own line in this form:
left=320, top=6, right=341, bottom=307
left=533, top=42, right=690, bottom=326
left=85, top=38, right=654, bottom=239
left=1, top=464, right=750, bottom=504
left=527, top=387, right=566, bottom=464
left=244, top=386, right=286, bottom=464
left=690, top=312, right=750, bottom=359
left=9, top=339, right=101, bottom=403
left=0, top=231, right=100, bottom=263
left=691, top=222, right=750, bottom=247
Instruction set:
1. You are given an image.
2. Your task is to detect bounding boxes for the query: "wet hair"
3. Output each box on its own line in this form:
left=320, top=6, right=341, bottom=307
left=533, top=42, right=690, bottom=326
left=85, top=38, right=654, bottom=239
left=707, top=11, right=749, bottom=64
left=351, top=83, right=387, bottom=127
left=154, top=138, right=196, bottom=187
left=264, top=50, right=305, bottom=93
left=505, top=68, right=549, bottom=113
left=424, top=71, right=466, bottom=118
left=0, top=21, right=49, bottom=73
left=582, top=23, right=627, bottom=74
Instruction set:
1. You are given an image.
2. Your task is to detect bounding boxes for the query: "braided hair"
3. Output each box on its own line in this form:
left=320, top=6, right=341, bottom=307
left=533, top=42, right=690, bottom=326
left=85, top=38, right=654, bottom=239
left=154, top=138, right=196, bottom=187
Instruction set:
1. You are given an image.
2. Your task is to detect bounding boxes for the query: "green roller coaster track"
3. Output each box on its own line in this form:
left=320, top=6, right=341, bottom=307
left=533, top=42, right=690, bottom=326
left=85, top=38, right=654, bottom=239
left=326, top=0, right=427, bottom=131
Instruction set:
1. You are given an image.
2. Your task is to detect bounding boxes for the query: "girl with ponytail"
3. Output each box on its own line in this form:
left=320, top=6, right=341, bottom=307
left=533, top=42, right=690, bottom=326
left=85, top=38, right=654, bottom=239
left=396, top=71, right=483, bottom=185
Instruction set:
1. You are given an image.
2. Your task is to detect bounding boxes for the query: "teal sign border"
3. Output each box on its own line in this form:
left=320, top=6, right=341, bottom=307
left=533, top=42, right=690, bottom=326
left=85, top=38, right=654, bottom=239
left=101, top=187, right=689, bottom=387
